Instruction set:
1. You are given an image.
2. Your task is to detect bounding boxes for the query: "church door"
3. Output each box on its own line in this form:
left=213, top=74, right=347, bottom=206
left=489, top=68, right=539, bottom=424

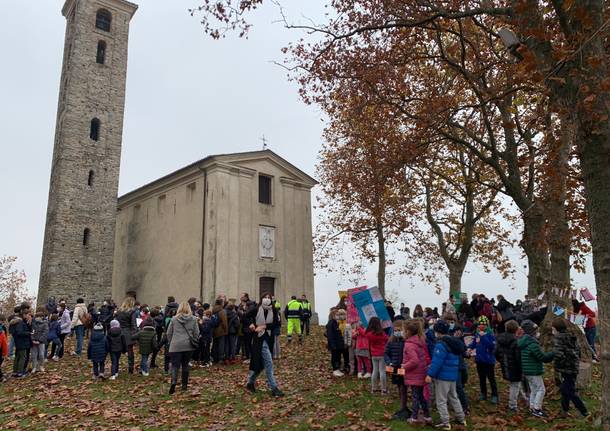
left=259, top=277, right=275, bottom=298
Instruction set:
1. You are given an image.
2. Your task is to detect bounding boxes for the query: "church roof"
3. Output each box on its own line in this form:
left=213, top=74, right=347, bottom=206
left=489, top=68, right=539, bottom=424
left=118, top=149, right=317, bottom=206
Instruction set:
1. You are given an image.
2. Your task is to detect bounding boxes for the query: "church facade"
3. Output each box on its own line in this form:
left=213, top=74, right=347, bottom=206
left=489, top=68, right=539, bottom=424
left=112, top=150, right=317, bottom=309
left=37, top=0, right=317, bottom=314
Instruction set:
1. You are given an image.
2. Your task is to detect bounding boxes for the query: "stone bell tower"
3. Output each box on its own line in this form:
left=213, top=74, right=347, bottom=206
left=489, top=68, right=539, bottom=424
left=38, top=0, right=137, bottom=306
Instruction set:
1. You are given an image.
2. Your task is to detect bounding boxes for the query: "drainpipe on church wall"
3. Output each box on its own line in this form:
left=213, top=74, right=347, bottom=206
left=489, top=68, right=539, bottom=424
left=199, top=167, right=207, bottom=303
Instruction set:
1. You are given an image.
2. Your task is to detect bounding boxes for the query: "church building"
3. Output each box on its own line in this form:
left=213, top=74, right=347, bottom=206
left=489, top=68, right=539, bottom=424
left=37, top=0, right=317, bottom=314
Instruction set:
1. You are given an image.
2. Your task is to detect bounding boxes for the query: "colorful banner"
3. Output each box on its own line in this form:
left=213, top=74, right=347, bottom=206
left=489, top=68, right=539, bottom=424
left=346, top=286, right=368, bottom=324
left=352, top=286, right=392, bottom=329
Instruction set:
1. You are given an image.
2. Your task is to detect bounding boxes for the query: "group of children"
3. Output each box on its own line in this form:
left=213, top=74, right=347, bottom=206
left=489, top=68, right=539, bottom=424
left=326, top=308, right=590, bottom=430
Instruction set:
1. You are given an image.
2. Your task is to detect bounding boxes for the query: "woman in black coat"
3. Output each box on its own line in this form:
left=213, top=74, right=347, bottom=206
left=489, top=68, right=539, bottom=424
left=115, top=296, right=138, bottom=374
left=244, top=293, right=284, bottom=397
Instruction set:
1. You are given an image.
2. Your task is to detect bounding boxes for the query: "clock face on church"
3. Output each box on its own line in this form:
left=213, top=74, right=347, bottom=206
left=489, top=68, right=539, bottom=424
left=259, top=226, right=275, bottom=258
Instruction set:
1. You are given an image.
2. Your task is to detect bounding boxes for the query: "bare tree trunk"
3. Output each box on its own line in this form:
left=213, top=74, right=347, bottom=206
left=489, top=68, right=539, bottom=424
left=448, top=265, right=464, bottom=296
left=376, top=221, right=386, bottom=298
left=521, top=203, right=551, bottom=297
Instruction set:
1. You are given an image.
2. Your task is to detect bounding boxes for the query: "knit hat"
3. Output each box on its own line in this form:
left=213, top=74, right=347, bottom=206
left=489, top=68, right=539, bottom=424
left=521, top=319, right=538, bottom=335
left=93, top=323, right=103, bottom=331
left=477, top=316, right=490, bottom=326
left=433, top=320, right=449, bottom=335
left=110, top=319, right=120, bottom=329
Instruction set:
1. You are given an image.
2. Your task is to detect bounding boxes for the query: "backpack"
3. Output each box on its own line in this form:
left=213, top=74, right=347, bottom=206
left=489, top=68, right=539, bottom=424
left=81, top=311, right=93, bottom=328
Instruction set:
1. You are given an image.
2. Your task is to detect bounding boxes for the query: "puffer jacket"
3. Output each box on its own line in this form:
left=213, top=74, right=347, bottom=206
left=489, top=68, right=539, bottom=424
left=107, top=327, right=127, bottom=353
left=518, top=334, right=554, bottom=376
left=212, top=305, right=228, bottom=338
left=496, top=332, right=522, bottom=382
left=553, top=331, right=580, bottom=375
left=427, top=335, right=464, bottom=382
left=134, top=325, right=158, bottom=356
left=354, top=327, right=369, bottom=351
left=87, top=329, right=109, bottom=362
left=366, top=331, right=389, bottom=357
left=10, top=317, right=32, bottom=350
left=31, top=318, right=49, bottom=344
left=326, top=319, right=344, bottom=350
left=469, top=332, right=496, bottom=364
left=47, top=320, right=61, bottom=343
left=384, top=339, right=405, bottom=367
left=402, top=335, right=430, bottom=386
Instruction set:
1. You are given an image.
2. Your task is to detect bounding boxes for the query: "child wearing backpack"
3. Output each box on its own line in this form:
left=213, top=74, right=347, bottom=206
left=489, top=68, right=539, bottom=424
left=134, top=316, right=158, bottom=376
left=425, top=320, right=466, bottom=430
left=518, top=319, right=554, bottom=417
left=47, top=313, right=62, bottom=361
left=496, top=319, right=523, bottom=411
left=552, top=317, right=589, bottom=418
left=107, top=319, right=127, bottom=380
left=87, top=323, right=109, bottom=379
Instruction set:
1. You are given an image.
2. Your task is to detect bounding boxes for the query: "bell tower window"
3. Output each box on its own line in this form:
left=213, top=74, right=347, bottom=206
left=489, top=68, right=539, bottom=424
left=95, top=9, right=112, bottom=32
left=88, top=170, right=95, bottom=186
left=96, top=41, right=106, bottom=64
left=83, top=228, right=91, bottom=246
left=90, top=118, right=100, bottom=141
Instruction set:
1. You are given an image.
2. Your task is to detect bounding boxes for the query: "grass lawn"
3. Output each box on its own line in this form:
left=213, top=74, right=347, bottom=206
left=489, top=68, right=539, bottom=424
left=0, top=327, right=600, bottom=430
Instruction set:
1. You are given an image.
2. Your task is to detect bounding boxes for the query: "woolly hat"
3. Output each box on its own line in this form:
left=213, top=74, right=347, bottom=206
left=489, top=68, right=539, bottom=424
left=110, top=319, right=120, bottom=329
left=433, top=320, right=449, bottom=335
left=477, top=316, right=490, bottom=326
left=93, top=323, right=103, bottom=331
left=521, top=319, right=538, bottom=335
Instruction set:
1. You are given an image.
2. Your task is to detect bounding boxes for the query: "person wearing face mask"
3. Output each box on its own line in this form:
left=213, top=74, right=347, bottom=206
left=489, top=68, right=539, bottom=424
left=518, top=319, right=554, bottom=417
left=468, top=316, right=498, bottom=404
left=384, top=320, right=411, bottom=420
left=244, top=294, right=284, bottom=397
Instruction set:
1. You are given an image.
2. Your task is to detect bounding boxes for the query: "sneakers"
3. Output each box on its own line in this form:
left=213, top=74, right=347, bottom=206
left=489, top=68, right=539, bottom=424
left=423, top=417, right=433, bottom=424
left=407, top=418, right=420, bottom=424
left=271, top=388, right=285, bottom=397
left=357, top=372, right=364, bottom=379
left=490, top=395, right=498, bottom=404
left=391, top=408, right=411, bottom=420
left=109, top=374, right=117, bottom=380
left=363, top=372, right=371, bottom=378
left=531, top=409, right=548, bottom=418
left=332, top=370, right=344, bottom=377
left=246, top=382, right=256, bottom=393
left=434, top=423, right=451, bottom=430
left=141, top=371, right=149, bottom=377
left=169, top=384, right=176, bottom=395
left=52, top=356, right=59, bottom=362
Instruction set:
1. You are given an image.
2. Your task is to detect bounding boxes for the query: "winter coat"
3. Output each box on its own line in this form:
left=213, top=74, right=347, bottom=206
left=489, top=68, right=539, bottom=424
left=326, top=319, right=344, bottom=351
left=553, top=331, right=580, bottom=375
left=427, top=335, right=464, bottom=382
left=87, top=329, right=109, bottom=362
left=167, top=314, right=200, bottom=353
left=116, top=309, right=138, bottom=346
left=0, top=325, right=8, bottom=358
left=578, top=303, right=596, bottom=329
left=384, top=339, right=404, bottom=367
left=496, top=332, right=522, bottom=382
left=226, top=308, right=240, bottom=335
left=11, top=317, right=32, bottom=350
left=497, top=298, right=516, bottom=322
left=245, top=305, right=279, bottom=374
left=164, top=302, right=179, bottom=317
left=212, top=305, right=228, bottom=338
left=402, top=335, right=430, bottom=386
left=47, top=321, right=61, bottom=342
left=98, top=305, right=114, bottom=324
left=71, top=303, right=88, bottom=327
left=107, top=327, right=127, bottom=353
left=354, top=327, right=370, bottom=351
left=60, top=309, right=72, bottom=334
left=518, top=334, right=554, bottom=376
left=134, top=325, right=158, bottom=356
left=366, top=331, right=389, bottom=357
left=31, top=318, right=49, bottom=344
left=469, top=332, right=496, bottom=365
left=199, top=317, right=214, bottom=342
left=425, top=328, right=436, bottom=358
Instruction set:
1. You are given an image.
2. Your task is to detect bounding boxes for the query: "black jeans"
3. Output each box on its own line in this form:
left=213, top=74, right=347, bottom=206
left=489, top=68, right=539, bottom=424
left=242, top=332, right=253, bottom=359
left=331, top=348, right=349, bottom=371
left=13, top=349, right=27, bottom=375
left=110, top=352, right=121, bottom=375
left=170, top=351, right=193, bottom=388
left=127, top=344, right=135, bottom=373
left=456, top=368, right=469, bottom=411
left=92, top=360, right=105, bottom=376
left=212, top=336, right=225, bottom=362
left=476, top=362, right=498, bottom=397
left=57, top=333, right=67, bottom=358
left=301, top=318, right=310, bottom=336
left=560, top=373, right=588, bottom=415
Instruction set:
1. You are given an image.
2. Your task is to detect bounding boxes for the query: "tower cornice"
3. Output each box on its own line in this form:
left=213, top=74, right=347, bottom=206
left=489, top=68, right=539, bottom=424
left=62, top=0, right=138, bottom=19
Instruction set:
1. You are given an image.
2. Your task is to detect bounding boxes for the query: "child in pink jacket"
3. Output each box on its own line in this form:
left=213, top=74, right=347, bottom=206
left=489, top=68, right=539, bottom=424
left=402, top=320, right=432, bottom=424
left=354, top=322, right=371, bottom=378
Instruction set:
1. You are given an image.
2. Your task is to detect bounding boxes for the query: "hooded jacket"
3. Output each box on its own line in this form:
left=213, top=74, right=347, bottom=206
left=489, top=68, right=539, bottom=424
left=31, top=318, right=49, bottom=344
left=107, top=327, right=127, bottom=353
left=134, top=324, right=158, bottom=356
left=496, top=332, right=522, bottom=382
left=553, top=331, right=580, bottom=375
left=87, top=329, right=109, bottom=362
left=402, top=335, right=430, bottom=386
left=71, top=303, right=88, bottom=327
left=167, top=314, right=200, bottom=353
left=518, top=334, right=554, bottom=376
left=325, top=319, right=344, bottom=351
left=469, top=332, right=496, bottom=365
left=212, top=305, right=228, bottom=338
left=10, top=317, right=32, bottom=350
left=427, top=335, right=464, bottom=382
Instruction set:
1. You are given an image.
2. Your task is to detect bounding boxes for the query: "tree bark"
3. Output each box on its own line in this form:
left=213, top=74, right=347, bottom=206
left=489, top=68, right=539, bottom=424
left=521, top=202, right=551, bottom=297
left=376, top=221, right=386, bottom=298
left=448, top=264, right=465, bottom=296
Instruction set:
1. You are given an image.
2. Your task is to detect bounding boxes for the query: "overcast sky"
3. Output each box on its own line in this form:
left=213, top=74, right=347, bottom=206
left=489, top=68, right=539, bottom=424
left=0, top=1, right=596, bottom=322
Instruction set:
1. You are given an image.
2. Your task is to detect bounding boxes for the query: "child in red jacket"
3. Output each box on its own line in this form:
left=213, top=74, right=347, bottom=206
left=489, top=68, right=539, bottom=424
left=354, top=322, right=372, bottom=378
left=0, top=315, right=8, bottom=382
left=366, top=317, right=389, bottom=394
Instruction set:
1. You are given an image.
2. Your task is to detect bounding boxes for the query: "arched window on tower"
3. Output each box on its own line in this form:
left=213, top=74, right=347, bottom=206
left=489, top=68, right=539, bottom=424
left=96, top=40, right=106, bottom=64
left=83, top=228, right=90, bottom=246
left=88, top=170, right=94, bottom=186
left=90, top=118, right=100, bottom=141
left=95, top=9, right=112, bottom=32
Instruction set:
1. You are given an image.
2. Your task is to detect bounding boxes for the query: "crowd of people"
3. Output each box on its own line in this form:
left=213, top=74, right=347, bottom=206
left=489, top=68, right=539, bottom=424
left=326, top=293, right=596, bottom=430
left=0, top=292, right=313, bottom=397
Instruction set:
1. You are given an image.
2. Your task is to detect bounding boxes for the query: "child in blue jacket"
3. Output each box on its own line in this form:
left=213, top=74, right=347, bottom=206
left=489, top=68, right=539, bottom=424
left=468, top=316, right=498, bottom=403
left=87, top=323, right=109, bottom=379
left=425, top=320, right=466, bottom=430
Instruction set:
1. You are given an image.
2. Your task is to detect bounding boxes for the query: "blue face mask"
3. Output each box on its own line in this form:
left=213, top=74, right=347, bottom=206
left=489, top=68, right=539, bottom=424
left=394, top=331, right=403, bottom=338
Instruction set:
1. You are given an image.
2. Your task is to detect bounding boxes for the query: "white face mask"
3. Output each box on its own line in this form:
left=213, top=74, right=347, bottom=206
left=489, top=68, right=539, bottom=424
left=262, top=298, right=272, bottom=306
left=394, top=331, right=403, bottom=338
